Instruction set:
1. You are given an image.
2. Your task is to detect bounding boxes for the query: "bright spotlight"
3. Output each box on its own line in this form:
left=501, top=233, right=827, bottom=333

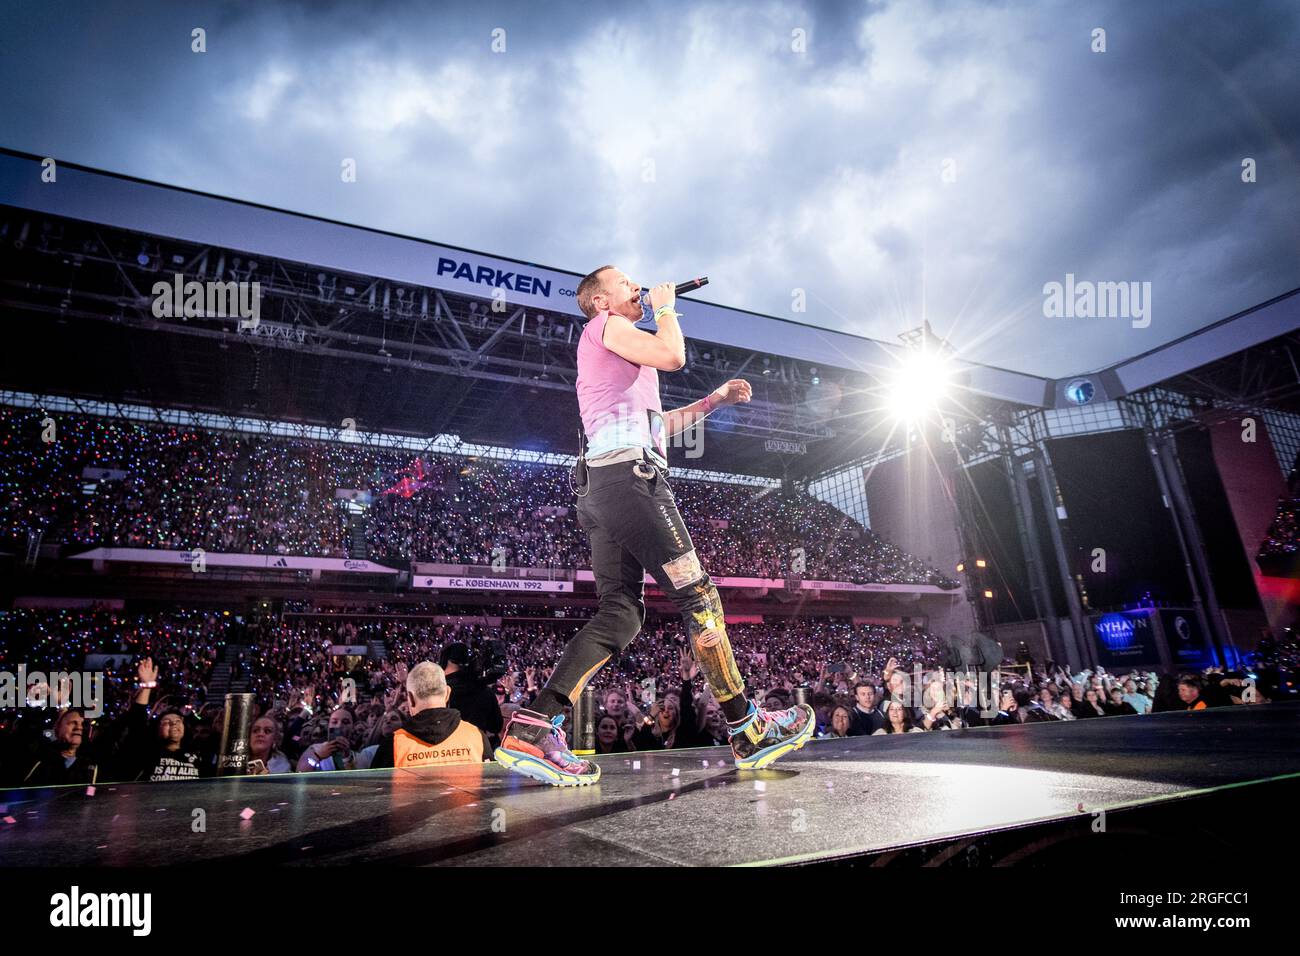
left=885, top=348, right=952, bottom=422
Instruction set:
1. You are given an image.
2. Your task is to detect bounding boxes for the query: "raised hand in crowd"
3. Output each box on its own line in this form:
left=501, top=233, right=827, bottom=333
left=134, top=657, right=159, bottom=706
left=679, top=646, right=699, bottom=682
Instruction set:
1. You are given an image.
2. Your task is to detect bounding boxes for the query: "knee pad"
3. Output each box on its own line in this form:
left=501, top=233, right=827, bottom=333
left=684, top=581, right=745, bottom=703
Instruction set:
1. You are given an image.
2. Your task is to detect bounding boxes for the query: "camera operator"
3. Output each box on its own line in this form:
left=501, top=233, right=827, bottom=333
left=438, top=643, right=504, bottom=744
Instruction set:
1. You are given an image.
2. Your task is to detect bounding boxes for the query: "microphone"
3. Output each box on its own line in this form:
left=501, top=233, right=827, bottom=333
left=637, top=277, right=709, bottom=326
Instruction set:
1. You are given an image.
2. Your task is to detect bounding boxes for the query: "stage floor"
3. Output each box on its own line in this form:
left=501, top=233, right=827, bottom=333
left=3, top=703, right=1298, bottom=866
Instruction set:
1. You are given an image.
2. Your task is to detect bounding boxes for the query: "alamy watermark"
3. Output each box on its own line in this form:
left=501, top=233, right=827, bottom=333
left=151, top=273, right=261, bottom=329
left=886, top=665, right=1006, bottom=719
left=591, top=402, right=705, bottom=459
left=0, top=665, right=105, bottom=719
left=49, top=886, right=151, bottom=936
left=1043, top=273, right=1151, bottom=328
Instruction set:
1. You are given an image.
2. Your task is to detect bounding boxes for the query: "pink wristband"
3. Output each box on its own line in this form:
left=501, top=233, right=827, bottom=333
left=702, top=394, right=716, bottom=412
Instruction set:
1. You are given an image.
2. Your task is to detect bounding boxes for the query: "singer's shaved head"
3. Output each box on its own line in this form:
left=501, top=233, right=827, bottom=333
left=576, top=265, right=616, bottom=319
left=578, top=266, right=644, bottom=323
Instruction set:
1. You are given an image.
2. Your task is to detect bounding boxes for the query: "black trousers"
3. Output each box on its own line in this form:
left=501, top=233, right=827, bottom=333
left=542, top=460, right=750, bottom=720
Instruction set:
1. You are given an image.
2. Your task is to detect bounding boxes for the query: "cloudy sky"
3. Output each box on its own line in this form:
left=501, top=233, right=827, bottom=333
left=1, top=0, right=1297, bottom=377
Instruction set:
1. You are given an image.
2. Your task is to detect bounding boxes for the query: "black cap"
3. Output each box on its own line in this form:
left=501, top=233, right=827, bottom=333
left=439, top=643, right=471, bottom=669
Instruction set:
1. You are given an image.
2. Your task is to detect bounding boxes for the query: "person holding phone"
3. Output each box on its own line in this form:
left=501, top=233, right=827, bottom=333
left=297, top=706, right=356, bottom=772
left=248, top=715, right=292, bottom=774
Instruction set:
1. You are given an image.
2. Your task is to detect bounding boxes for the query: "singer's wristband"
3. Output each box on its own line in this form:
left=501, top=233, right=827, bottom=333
left=654, top=305, right=679, bottom=321
left=701, top=393, right=716, bottom=412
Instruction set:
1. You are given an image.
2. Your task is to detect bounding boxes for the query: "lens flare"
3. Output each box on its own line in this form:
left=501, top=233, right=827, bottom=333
left=885, top=349, right=952, bottom=422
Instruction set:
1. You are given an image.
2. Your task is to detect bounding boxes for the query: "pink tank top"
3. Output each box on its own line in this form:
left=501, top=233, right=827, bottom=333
left=576, top=310, right=666, bottom=464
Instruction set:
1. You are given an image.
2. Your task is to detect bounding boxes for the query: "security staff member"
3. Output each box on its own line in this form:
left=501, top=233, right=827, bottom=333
left=371, top=662, right=487, bottom=769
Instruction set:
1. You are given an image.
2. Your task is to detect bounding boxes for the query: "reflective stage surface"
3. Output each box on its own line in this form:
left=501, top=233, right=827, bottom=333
left=3, top=704, right=1297, bottom=866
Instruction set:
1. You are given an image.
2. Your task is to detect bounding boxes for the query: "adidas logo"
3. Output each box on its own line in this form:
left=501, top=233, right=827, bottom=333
left=272, top=557, right=288, bottom=568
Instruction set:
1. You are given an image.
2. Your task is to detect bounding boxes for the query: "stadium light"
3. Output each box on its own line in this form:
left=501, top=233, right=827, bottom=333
left=885, top=347, right=952, bottom=422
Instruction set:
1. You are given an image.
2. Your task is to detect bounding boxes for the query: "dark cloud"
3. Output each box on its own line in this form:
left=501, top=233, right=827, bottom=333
left=0, top=0, right=1295, bottom=377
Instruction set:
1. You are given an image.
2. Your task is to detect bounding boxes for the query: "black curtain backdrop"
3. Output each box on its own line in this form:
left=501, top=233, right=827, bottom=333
left=1045, top=430, right=1189, bottom=610
left=1173, top=427, right=1261, bottom=611
left=962, top=458, right=1034, bottom=624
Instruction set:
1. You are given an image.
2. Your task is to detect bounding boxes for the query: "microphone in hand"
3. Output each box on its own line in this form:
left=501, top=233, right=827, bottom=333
left=639, top=277, right=709, bottom=322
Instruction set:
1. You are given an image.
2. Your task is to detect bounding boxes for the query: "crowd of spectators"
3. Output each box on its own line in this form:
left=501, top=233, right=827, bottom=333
left=1258, top=499, right=1298, bottom=561
left=2, top=606, right=1292, bottom=787
left=1257, top=452, right=1300, bottom=570
left=0, top=407, right=957, bottom=586
left=2, top=407, right=1290, bottom=787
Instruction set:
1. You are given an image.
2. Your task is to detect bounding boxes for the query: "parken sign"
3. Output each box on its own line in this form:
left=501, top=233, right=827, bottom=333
left=435, top=257, right=557, bottom=298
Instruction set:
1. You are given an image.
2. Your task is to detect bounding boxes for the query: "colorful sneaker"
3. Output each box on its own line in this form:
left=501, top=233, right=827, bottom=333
left=728, top=701, right=816, bottom=770
left=494, top=708, right=601, bottom=787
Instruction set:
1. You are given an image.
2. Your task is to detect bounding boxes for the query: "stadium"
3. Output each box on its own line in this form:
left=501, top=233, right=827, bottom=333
left=0, top=1, right=1297, bottom=922
left=3, top=144, right=1297, bottom=862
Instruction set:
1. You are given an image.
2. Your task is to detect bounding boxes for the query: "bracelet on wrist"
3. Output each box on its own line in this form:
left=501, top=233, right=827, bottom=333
left=137, top=681, right=158, bottom=689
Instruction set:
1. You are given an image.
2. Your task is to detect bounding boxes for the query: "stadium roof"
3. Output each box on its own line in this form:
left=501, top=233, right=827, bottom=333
left=0, top=148, right=1050, bottom=399
left=3, top=147, right=1298, bottom=474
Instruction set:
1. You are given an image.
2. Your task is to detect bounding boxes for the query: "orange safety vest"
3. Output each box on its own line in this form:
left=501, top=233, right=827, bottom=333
left=391, top=720, right=484, bottom=768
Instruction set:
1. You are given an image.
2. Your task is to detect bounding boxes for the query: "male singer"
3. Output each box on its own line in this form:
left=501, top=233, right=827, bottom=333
left=493, top=266, right=814, bottom=786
